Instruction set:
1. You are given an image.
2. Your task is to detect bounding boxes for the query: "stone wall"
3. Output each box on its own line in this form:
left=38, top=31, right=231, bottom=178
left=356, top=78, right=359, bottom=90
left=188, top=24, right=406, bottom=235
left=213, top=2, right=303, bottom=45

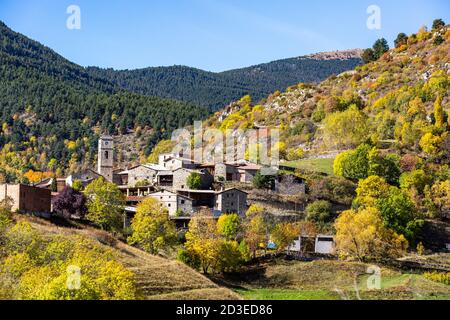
left=216, top=189, right=247, bottom=215
left=128, top=166, right=157, bottom=187
left=173, top=169, right=214, bottom=190
left=0, top=184, right=51, bottom=213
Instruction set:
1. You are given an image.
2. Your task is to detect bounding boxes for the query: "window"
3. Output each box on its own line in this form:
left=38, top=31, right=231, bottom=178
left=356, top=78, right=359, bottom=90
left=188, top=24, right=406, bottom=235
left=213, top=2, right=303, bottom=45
left=168, top=204, right=171, bottom=207
left=181, top=200, right=185, bottom=204
left=105, top=151, right=109, bottom=160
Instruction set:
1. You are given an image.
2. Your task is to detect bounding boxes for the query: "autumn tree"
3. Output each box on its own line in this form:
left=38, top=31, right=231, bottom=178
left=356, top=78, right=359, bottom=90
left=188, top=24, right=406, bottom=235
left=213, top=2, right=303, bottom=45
left=333, top=144, right=371, bottom=181
left=353, top=176, right=423, bottom=242
left=245, top=204, right=266, bottom=218
left=335, top=207, right=408, bottom=262
left=399, top=169, right=430, bottom=194
left=244, top=214, right=269, bottom=259
left=72, top=180, right=85, bottom=192
left=84, top=178, right=125, bottom=232
left=127, top=197, right=176, bottom=254
left=420, top=132, right=443, bottom=156
left=0, top=197, right=13, bottom=236
left=323, top=106, right=369, bottom=149
left=270, top=222, right=300, bottom=253
left=185, top=214, right=220, bottom=274
left=353, top=175, right=391, bottom=208
left=376, top=188, right=424, bottom=242
left=434, top=95, right=444, bottom=129
left=51, top=186, right=86, bottom=219
left=216, top=240, right=243, bottom=273
left=217, top=213, right=241, bottom=241
left=425, top=180, right=450, bottom=219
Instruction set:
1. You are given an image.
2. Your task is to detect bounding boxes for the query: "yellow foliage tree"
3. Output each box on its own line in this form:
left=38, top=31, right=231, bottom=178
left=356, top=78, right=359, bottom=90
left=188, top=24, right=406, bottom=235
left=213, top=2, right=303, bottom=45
left=185, top=214, right=221, bottom=274
left=335, top=207, right=408, bottom=262
left=128, top=197, right=176, bottom=254
left=434, top=95, right=444, bottom=129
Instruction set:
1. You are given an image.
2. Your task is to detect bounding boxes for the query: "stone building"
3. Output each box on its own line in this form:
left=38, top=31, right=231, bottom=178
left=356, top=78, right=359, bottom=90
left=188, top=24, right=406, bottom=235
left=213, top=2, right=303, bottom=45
left=122, top=164, right=168, bottom=187
left=0, top=184, right=51, bottom=213
left=66, top=169, right=103, bottom=188
left=172, top=168, right=214, bottom=190
left=237, top=164, right=261, bottom=183
left=215, top=188, right=248, bottom=216
left=212, top=163, right=239, bottom=181
left=33, top=177, right=67, bottom=192
left=148, top=189, right=193, bottom=217
left=158, top=154, right=198, bottom=171
left=177, top=188, right=248, bottom=216
left=98, top=135, right=114, bottom=182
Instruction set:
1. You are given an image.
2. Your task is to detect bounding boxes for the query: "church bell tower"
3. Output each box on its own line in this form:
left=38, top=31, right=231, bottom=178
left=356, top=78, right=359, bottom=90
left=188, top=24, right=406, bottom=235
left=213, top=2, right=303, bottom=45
left=98, top=135, right=114, bottom=182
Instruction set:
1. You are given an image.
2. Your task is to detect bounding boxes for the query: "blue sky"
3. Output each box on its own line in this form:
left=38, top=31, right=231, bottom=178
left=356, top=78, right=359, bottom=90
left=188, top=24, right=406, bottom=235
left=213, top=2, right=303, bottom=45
left=0, top=0, right=449, bottom=72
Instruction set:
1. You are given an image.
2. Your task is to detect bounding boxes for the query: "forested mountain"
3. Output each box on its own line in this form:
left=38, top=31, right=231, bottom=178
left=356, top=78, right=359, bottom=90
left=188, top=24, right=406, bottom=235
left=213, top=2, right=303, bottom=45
left=0, top=20, right=362, bottom=182
left=87, top=50, right=362, bottom=110
left=0, top=21, right=208, bottom=181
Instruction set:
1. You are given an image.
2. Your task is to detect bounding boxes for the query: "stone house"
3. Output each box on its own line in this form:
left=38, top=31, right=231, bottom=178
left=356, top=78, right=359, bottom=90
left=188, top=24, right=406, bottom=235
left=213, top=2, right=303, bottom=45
left=237, top=164, right=261, bottom=183
left=33, top=178, right=67, bottom=193
left=215, top=188, right=248, bottom=216
left=148, top=189, right=193, bottom=217
left=158, top=154, right=199, bottom=171
left=113, top=169, right=128, bottom=186
left=212, top=163, right=240, bottom=181
left=121, top=164, right=168, bottom=187
left=0, top=184, right=51, bottom=213
left=66, top=169, right=103, bottom=188
left=177, top=188, right=248, bottom=216
left=172, top=168, right=214, bottom=190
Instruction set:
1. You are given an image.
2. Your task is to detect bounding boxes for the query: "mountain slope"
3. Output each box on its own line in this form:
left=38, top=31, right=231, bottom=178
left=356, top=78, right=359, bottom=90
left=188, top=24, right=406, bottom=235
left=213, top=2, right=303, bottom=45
left=0, top=21, right=209, bottom=180
left=201, top=24, right=449, bottom=159
left=88, top=50, right=362, bottom=110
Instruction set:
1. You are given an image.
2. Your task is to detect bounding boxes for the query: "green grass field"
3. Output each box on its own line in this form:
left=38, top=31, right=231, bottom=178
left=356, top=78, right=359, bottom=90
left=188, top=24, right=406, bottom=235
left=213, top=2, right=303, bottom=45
left=283, top=158, right=335, bottom=175
left=223, top=260, right=450, bottom=301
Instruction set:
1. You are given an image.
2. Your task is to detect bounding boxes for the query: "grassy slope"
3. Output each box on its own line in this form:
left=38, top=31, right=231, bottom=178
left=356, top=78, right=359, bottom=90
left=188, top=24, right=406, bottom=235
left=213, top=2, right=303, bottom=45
left=22, top=216, right=241, bottom=300
left=223, top=260, right=450, bottom=300
left=283, top=158, right=335, bottom=175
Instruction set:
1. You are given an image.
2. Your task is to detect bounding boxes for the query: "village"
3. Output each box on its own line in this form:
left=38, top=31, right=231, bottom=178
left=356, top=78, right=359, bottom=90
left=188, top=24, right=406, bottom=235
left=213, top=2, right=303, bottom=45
left=0, top=135, right=335, bottom=256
